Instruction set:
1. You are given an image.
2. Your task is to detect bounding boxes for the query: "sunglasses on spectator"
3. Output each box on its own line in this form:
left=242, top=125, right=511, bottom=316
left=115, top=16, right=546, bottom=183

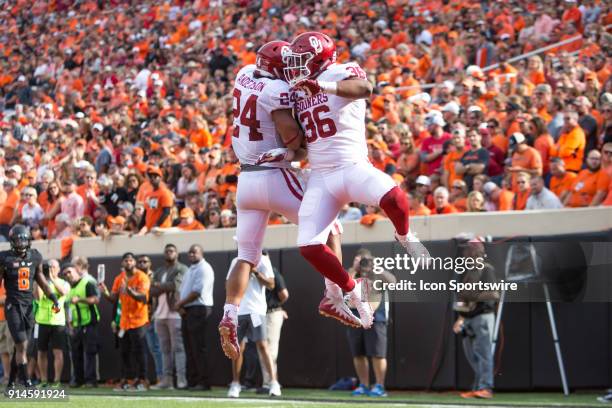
left=452, top=185, right=463, bottom=189
left=517, top=181, right=527, bottom=184
left=138, top=259, right=151, bottom=264
left=603, top=150, right=612, bottom=156
left=23, top=193, right=33, bottom=197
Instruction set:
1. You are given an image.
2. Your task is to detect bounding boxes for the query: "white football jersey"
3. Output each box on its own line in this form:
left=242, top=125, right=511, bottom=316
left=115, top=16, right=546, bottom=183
left=232, top=65, right=293, bottom=167
left=293, top=62, right=369, bottom=169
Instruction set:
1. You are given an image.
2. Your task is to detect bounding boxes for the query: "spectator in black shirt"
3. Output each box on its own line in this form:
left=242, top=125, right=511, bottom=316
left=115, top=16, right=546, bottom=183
left=456, top=129, right=489, bottom=189
left=97, top=175, right=128, bottom=217
left=573, top=96, right=599, bottom=156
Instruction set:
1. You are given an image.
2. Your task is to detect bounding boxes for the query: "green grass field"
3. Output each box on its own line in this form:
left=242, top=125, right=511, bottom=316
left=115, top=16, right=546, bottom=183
left=1, top=387, right=608, bottom=408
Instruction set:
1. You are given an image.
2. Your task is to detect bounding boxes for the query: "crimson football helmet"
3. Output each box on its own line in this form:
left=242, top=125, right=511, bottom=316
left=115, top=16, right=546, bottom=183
left=256, top=40, right=290, bottom=80
left=283, top=32, right=337, bottom=87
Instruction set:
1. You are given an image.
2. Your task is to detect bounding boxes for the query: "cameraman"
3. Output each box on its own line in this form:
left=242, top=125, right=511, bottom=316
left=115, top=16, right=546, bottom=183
left=346, top=249, right=396, bottom=398
left=452, top=236, right=499, bottom=400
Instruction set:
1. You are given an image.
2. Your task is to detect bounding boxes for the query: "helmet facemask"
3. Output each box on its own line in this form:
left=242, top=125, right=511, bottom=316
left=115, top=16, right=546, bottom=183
left=283, top=50, right=315, bottom=87
left=10, top=234, right=30, bottom=256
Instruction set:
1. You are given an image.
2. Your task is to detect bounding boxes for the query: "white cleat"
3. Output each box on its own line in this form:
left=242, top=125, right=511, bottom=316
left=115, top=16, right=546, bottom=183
left=347, top=278, right=373, bottom=329
left=269, top=381, right=282, bottom=397
left=396, top=231, right=432, bottom=264
left=227, top=382, right=241, bottom=398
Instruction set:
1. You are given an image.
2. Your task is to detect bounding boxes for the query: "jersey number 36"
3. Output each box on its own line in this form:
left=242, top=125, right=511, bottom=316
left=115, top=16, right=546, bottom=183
left=299, top=105, right=337, bottom=143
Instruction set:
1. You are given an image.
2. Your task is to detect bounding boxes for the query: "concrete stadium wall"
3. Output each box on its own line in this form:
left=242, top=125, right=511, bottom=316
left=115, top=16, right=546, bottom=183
left=2, top=206, right=609, bottom=259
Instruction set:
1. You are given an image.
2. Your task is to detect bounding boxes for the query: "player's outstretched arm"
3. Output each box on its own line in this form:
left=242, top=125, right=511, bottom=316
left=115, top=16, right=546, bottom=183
left=335, top=79, right=373, bottom=99
left=295, top=78, right=373, bottom=100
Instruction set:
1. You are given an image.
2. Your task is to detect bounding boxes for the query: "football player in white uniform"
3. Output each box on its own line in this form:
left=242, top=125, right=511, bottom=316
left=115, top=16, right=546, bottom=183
left=218, top=41, right=359, bottom=368
left=259, top=32, right=430, bottom=330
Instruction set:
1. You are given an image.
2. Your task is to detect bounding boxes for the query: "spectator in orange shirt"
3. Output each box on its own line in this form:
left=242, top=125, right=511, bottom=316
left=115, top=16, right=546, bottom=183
left=509, top=132, right=543, bottom=190
left=99, top=253, right=150, bottom=391
left=563, top=150, right=604, bottom=207
left=0, top=179, right=20, bottom=239
left=360, top=205, right=386, bottom=227
left=549, top=157, right=577, bottom=202
left=599, top=143, right=612, bottom=206
left=432, top=187, right=458, bottom=215
left=449, top=180, right=468, bottom=212
left=483, top=181, right=515, bottom=211
left=513, top=172, right=531, bottom=210
left=408, top=192, right=431, bottom=216
left=178, top=208, right=205, bottom=231
left=442, top=126, right=467, bottom=188
left=524, top=116, right=555, bottom=175
left=533, top=84, right=553, bottom=123
left=395, top=132, right=420, bottom=184
left=550, top=111, right=586, bottom=173
left=140, top=167, right=174, bottom=235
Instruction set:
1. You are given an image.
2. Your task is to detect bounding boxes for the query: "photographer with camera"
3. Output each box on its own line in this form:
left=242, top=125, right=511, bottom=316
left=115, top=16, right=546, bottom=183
left=34, top=259, right=70, bottom=387
left=347, top=249, right=396, bottom=398
left=452, top=235, right=499, bottom=400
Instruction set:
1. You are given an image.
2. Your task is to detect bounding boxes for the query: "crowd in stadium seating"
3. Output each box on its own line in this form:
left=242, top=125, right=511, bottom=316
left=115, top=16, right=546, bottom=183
left=0, top=0, right=610, bottom=247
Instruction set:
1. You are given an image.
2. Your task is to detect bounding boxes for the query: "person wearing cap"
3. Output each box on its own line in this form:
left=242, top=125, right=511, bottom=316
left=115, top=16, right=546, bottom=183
left=421, top=112, right=451, bottom=175
left=99, top=252, right=151, bottom=391
left=140, top=167, right=174, bottom=235
left=526, top=176, right=563, bottom=210
left=508, top=133, right=543, bottom=191
left=572, top=96, right=599, bottom=156
left=63, top=262, right=101, bottom=388
left=178, top=208, right=204, bottom=231
left=550, top=111, right=586, bottom=173
left=533, top=84, right=553, bottom=123
left=453, top=235, right=498, bottom=400
left=415, top=175, right=433, bottom=209
left=0, top=178, right=20, bottom=239
left=108, top=216, right=128, bottom=235
left=503, top=102, right=523, bottom=138
left=442, top=102, right=460, bottom=125
left=456, top=128, right=489, bottom=190
left=432, top=186, right=458, bottom=215
left=483, top=182, right=514, bottom=212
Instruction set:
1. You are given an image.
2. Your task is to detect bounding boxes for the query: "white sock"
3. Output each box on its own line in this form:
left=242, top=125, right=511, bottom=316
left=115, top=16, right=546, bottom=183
left=325, top=278, right=342, bottom=297
left=223, top=303, right=239, bottom=319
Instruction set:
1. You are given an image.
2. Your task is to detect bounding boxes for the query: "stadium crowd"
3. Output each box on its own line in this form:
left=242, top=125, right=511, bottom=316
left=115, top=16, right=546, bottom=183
left=0, top=0, right=610, bottom=247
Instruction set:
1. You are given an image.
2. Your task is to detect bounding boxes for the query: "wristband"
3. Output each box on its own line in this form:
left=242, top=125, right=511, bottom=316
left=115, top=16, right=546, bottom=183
left=318, top=81, right=338, bottom=95
left=48, top=293, right=59, bottom=304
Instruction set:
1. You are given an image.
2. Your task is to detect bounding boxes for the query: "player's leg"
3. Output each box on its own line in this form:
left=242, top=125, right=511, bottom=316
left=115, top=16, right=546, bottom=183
left=5, top=304, right=32, bottom=386
left=345, top=163, right=430, bottom=259
left=220, top=207, right=269, bottom=360
left=220, top=170, right=271, bottom=361
left=297, top=172, right=372, bottom=328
